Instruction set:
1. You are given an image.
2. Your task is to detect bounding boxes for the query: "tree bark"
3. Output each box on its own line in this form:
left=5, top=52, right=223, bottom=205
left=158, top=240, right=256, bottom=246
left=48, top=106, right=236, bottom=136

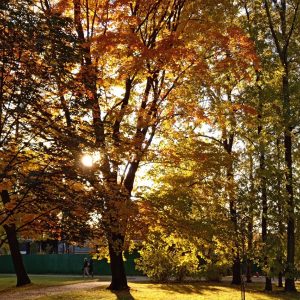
left=107, top=234, right=129, bottom=291
left=278, top=271, right=283, bottom=288
left=227, top=157, right=241, bottom=285
left=223, top=131, right=240, bottom=285
left=275, top=138, right=284, bottom=288
left=265, top=277, right=272, bottom=291
left=1, top=190, right=31, bottom=287
left=230, top=196, right=241, bottom=285
left=4, top=224, right=31, bottom=287
left=231, top=256, right=241, bottom=285
left=256, top=68, right=272, bottom=291
left=259, top=136, right=272, bottom=291
left=284, top=125, right=296, bottom=292
left=246, top=216, right=253, bottom=283
left=246, top=153, right=254, bottom=283
left=73, top=0, right=129, bottom=290
left=246, top=260, right=252, bottom=283
left=264, top=0, right=298, bottom=291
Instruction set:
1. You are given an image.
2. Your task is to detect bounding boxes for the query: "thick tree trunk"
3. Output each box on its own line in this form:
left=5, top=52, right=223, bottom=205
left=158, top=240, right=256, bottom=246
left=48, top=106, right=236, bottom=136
left=1, top=190, right=31, bottom=287
left=103, top=166, right=139, bottom=291
left=4, top=223, right=31, bottom=287
left=107, top=234, right=129, bottom=291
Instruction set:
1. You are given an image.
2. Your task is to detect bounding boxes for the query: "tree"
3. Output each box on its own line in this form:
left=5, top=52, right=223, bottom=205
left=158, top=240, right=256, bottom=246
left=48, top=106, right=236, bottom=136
left=262, top=0, right=299, bottom=291
left=29, top=0, right=198, bottom=290
left=0, top=0, right=80, bottom=286
left=135, top=131, right=233, bottom=281
left=0, top=0, right=44, bottom=286
left=31, top=0, right=248, bottom=290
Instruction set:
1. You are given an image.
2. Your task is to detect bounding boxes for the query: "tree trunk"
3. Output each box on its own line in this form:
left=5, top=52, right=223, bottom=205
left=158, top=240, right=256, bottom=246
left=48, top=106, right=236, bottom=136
left=257, top=89, right=272, bottom=291
left=106, top=160, right=140, bottom=290
left=278, top=271, right=283, bottom=288
left=3, top=223, right=31, bottom=287
left=282, top=73, right=296, bottom=292
left=265, top=277, right=272, bottom=291
left=284, top=129, right=296, bottom=292
left=246, top=219, right=253, bottom=283
left=230, top=195, right=241, bottom=285
left=231, top=256, right=241, bottom=285
left=275, top=138, right=284, bottom=288
left=1, top=190, right=31, bottom=287
left=247, top=154, right=254, bottom=283
left=223, top=130, right=240, bottom=286
left=260, top=157, right=272, bottom=292
left=107, top=234, right=129, bottom=291
left=264, top=1, right=298, bottom=291
left=246, top=260, right=252, bottom=283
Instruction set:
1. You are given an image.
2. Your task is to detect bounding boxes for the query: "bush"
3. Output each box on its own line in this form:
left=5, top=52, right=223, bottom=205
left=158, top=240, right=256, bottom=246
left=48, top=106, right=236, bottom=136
left=135, top=230, right=199, bottom=282
left=136, top=249, right=173, bottom=282
left=204, top=264, right=223, bottom=282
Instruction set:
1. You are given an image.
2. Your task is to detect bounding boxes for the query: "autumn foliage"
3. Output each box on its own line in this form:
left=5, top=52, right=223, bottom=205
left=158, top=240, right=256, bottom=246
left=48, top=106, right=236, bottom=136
left=0, top=0, right=299, bottom=293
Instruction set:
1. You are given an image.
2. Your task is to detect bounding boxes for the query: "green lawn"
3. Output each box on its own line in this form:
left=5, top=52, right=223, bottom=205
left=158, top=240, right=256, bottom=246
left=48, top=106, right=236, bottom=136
left=36, top=282, right=300, bottom=300
left=35, top=284, right=300, bottom=300
left=0, top=275, right=299, bottom=300
left=0, top=274, right=101, bottom=291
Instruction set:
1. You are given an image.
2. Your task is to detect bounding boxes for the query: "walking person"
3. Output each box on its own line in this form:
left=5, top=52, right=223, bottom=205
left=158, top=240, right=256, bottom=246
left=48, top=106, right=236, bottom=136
left=82, top=258, right=90, bottom=277
left=89, top=258, right=94, bottom=278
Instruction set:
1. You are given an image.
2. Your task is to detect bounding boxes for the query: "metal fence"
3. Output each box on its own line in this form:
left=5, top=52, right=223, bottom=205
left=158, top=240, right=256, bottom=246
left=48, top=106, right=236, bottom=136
left=0, top=253, right=143, bottom=275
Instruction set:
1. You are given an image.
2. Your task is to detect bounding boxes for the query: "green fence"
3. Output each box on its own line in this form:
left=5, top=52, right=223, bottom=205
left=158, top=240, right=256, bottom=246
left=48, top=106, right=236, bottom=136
left=0, top=253, right=143, bottom=275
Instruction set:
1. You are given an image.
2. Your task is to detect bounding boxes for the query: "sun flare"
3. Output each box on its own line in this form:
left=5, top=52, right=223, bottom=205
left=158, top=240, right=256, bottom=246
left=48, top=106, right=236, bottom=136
left=81, top=154, right=93, bottom=167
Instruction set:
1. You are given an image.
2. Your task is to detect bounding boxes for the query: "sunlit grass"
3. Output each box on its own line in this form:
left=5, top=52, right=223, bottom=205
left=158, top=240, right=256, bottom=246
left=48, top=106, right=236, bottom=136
left=0, top=274, right=100, bottom=291
left=0, top=276, right=299, bottom=300
left=36, top=282, right=300, bottom=300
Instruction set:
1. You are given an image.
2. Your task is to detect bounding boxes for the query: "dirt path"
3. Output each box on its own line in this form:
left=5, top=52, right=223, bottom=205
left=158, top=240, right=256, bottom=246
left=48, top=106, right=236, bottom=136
left=0, top=281, right=108, bottom=300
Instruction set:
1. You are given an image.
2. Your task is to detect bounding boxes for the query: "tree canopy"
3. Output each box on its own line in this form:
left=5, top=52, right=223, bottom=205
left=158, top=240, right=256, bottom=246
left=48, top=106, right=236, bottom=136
left=0, top=0, right=300, bottom=292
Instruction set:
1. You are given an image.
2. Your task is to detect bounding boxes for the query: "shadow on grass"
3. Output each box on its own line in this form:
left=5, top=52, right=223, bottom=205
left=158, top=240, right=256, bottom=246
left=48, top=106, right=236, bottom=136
left=110, top=289, right=136, bottom=300
left=234, top=281, right=300, bottom=300
left=89, top=285, right=136, bottom=300
left=151, top=281, right=223, bottom=295
left=154, top=280, right=300, bottom=299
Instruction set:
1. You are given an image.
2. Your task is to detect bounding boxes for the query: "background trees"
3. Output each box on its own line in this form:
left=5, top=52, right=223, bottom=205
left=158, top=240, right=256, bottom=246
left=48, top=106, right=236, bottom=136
left=1, top=0, right=300, bottom=293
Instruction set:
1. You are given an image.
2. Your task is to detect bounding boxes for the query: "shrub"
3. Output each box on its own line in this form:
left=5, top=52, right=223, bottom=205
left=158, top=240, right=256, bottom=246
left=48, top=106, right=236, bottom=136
left=204, top=264, right=224, bottom=282
left=135, top=230, right=199, bottom=282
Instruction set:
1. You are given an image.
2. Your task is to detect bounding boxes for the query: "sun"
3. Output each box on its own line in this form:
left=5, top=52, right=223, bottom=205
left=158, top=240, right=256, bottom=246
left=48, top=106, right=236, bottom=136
left=81, top=154, right=93, bottom=167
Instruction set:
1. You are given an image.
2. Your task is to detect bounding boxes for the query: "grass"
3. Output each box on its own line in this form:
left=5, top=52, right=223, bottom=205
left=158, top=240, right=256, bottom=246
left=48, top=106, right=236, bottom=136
left=0, top=274, right=100, bottom=291
left=36, top=282, right=300, bottom=300
left=0, top=275, right=299, bottom=300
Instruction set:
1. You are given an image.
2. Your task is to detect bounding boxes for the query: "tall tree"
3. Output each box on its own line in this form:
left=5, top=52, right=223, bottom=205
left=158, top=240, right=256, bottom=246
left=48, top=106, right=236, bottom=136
left=0, top=0, right=80, bottom=286
left=0, top=0, right=41, bottom=286
left=264, top=0, right=300, bottom=291
left=33, top=0, right=255, bottom=290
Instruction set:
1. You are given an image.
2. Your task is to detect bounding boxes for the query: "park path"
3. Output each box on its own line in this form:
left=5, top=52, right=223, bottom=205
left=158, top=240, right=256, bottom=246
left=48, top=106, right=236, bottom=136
left=0, top=280, right=108, bottom=300
left=0, top=276, right=149, bottom=300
